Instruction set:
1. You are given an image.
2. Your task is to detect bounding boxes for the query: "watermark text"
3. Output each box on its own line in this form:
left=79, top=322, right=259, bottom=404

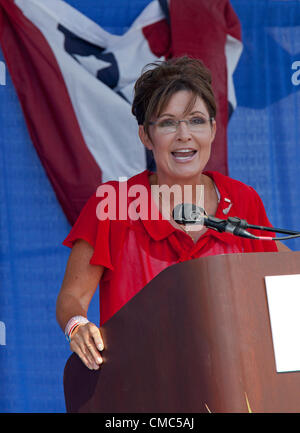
left=95, top=177, right=205, bottom=231
left=0, top=321, right=6, bottom=346
left=0, top=61, right=6, bottom=86
left=291, top=61, right=300, bottom=86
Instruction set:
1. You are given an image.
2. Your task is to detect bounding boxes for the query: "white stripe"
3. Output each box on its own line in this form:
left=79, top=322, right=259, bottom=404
left=225, top=34, right=243, bottom=110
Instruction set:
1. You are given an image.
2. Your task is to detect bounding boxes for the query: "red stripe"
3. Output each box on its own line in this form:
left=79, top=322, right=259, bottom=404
left=168, top=0, right=241, bottom=176
left=224, top=0, right=242, bottom=41
left=142, top=18, right=171, bottom=59
left=0, top=0, right=102, bottom=225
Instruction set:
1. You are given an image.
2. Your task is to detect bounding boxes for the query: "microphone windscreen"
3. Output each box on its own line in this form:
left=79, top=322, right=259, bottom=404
left=172, top=203, right=205, bottom=225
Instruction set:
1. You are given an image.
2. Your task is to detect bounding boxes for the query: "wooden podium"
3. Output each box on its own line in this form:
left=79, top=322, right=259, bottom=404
left=63, top=251, right=300, bottom=413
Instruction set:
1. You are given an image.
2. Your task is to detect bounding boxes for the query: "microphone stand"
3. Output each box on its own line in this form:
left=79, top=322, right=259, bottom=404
left=204, top=216, right=300, bottom=240
left=205, top=216, right=300, bottom=240
left=173, top=209, right=300, bottom=241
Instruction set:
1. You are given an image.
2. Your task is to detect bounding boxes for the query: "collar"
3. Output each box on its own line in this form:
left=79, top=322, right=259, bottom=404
left=135, top=170, right=237, bottom=244
left=137, top=170, right=177, bottom=241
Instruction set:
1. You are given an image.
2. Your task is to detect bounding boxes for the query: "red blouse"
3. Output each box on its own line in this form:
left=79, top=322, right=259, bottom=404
left=63, top=170, right=278, bottom=325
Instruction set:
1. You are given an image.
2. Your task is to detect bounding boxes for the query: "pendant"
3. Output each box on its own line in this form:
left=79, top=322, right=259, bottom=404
left=223, top=198, right=232, bottom=215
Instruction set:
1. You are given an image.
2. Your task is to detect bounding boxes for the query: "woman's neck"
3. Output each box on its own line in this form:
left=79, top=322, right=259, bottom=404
left=150, top=171, right=209, bottom=209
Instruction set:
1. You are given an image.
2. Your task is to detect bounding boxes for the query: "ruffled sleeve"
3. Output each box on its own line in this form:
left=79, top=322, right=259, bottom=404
left=63, top=193, right=114, bottom=270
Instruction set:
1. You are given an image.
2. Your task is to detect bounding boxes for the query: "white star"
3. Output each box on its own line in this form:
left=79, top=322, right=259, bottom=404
left=73, top=53, right=111, bottom=77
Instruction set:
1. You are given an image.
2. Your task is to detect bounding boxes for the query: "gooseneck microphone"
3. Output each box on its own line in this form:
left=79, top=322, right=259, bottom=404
left=172, top=203, right=300, bottom=241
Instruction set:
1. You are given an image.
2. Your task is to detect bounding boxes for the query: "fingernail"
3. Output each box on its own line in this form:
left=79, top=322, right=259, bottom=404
left=98, top=343, right=104, bottom=351
left=91, top=362, right=99, bottom=370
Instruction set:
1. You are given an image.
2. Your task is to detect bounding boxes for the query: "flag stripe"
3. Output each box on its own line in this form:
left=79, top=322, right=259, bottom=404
left=169, top=0, right=242, bottom=176
left=0, top=0, right=102, bottom=224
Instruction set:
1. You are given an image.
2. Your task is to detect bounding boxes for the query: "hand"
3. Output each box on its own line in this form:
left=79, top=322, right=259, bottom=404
left=70, top=322, right=104, bottom=370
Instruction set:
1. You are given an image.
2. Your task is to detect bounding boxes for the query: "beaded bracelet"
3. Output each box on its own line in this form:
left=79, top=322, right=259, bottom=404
left=64, top=315, right=89, bottom=342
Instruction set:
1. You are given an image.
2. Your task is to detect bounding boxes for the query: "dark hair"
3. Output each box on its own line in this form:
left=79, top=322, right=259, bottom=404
left=132, top=56, right=217, bottom=134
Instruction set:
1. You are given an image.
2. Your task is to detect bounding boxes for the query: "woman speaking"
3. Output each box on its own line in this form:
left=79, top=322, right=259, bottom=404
left=56, top=56, right=288, bottom=370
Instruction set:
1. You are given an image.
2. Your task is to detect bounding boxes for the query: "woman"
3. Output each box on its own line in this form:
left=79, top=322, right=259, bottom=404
left=56, top=56, right=288, bottom=370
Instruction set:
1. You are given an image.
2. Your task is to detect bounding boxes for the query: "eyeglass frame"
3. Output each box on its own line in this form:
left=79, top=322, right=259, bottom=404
left=147, top=116, right=215, bottom=133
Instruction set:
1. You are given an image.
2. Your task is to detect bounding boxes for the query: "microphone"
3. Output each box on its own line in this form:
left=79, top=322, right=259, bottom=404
left=172, top=203, right=258, bottom=239
left=172, top=203, right=300, bottom=241
left=172, top=203, right=205, bottom=225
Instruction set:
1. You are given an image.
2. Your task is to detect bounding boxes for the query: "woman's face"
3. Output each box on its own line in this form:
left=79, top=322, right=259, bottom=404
left=139, top=90, right=216, bottom=182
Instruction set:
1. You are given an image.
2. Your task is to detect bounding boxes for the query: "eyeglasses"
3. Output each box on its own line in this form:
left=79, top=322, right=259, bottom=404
left=148, top=116, right=214, bottom=134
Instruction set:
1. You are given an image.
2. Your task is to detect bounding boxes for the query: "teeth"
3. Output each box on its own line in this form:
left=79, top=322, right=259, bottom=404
left=174, top=149, right=195, bottom=153
left=172, top=149, right=197, bottom=161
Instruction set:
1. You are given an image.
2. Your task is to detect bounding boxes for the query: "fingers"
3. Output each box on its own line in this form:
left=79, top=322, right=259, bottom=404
left=71, top=339, right=99, bottom=370
left=70, top=322, right=104, bottom=370
left=90, top=325, right=104, bottom=352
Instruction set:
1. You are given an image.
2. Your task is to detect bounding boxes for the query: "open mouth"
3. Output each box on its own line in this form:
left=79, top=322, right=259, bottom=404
left=171, top=149, right=197, bottom=162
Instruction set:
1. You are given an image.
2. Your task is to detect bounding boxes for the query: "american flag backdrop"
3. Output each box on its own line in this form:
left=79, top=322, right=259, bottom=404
left=0, top=0, right=242, bottom=224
